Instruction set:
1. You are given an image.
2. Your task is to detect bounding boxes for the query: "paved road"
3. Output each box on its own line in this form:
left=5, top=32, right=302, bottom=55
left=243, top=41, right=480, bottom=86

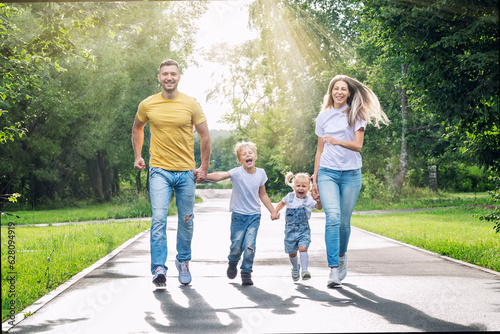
left=3, top=189, right=500, bottom=333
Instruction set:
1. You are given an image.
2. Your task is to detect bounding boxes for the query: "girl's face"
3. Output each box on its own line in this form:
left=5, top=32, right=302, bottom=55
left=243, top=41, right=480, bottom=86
left=293, top=177, right=311, bottom=199
left=331, top=80, right=350, bottom=109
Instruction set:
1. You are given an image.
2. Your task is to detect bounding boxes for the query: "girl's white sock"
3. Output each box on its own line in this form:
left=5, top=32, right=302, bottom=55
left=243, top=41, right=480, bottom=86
left=300, top=251, right=309, bottom=271
left=289, top=254, right=299, bottom=268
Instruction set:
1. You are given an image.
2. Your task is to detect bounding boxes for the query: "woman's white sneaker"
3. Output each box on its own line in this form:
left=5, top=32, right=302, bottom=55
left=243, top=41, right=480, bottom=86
left=338, top=254, right=347, bottom=281
left=327, top=267, right=342, bottom=288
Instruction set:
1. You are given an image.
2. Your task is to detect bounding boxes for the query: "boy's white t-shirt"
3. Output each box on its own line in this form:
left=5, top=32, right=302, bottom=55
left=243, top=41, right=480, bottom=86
left=315, top=104, right=367, bottom=170
left=282, top=192, right=317, bottom=219
left=228, top=166, right=268, bottom=215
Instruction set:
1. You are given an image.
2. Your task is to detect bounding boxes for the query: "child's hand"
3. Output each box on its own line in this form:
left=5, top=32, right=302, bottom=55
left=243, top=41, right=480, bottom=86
left=271, top=212, right=280, bottom=220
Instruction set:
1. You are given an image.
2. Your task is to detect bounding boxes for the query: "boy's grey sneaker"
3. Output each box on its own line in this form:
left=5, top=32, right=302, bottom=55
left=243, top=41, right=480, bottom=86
left=175, top=259, right=192, bottom=285
left=338, top=254, right=347, bottom=281
left=327, top=267, right=342, bottom=288
left=227, top=262, right=238, bottom=279
left=152, top=266, right=167, bottom=287
left=292, top=265, right=300, bottom=282
left=241, top=272, right=253, bottom=285
left=302, top=270, right=311, bottom=280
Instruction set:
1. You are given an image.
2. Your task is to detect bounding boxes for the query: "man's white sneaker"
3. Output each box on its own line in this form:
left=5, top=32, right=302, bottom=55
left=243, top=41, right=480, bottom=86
left=152, top=266, right=167, bottom=287
left=327, top=267, right=342, bottom=288
left=338, top=254, right=347, bottom=281
left=175, top=259, right=192, bottom=285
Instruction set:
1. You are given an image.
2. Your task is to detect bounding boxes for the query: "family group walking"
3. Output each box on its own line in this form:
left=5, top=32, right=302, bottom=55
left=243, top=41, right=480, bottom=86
left=131, top=59, right=389, bottom=289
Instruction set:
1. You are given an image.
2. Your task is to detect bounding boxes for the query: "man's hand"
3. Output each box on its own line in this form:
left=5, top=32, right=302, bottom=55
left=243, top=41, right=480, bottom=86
left=134, top=157, right=146, bottom=171
left=194, top=167, right=208, bottom=183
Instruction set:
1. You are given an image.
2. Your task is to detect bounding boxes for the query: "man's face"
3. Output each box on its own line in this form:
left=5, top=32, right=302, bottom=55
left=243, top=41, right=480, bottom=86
left=158, top=65, right=180, bottom=93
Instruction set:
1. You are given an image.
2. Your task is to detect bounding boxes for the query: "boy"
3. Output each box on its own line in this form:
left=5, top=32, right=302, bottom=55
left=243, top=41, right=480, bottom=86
left=206, top=141, right=276, bottom=285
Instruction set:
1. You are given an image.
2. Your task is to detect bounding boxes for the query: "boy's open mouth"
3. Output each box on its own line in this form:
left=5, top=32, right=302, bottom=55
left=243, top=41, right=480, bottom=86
left=246, top=159, right=253, bottom=163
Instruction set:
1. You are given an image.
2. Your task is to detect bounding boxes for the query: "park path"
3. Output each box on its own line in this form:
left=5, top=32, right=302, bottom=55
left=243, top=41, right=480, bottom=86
left=3, top=189, right=500, bottom=333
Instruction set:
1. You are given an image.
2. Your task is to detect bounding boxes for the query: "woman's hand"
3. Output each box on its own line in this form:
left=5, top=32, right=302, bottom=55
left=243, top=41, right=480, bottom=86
left=321, top=135, right=338, bottom=145
left=312, top=182, right=320, bottom=201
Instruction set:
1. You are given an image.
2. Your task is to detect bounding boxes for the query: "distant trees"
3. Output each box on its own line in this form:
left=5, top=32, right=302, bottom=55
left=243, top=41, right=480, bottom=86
left=205, top=0, right=498, bottom=194
left=0, top=2, right=206, bottom=206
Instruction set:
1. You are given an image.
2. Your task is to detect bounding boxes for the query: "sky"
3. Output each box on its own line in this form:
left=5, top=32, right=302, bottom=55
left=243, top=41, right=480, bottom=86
left=178, top=0, right=258, bottom=131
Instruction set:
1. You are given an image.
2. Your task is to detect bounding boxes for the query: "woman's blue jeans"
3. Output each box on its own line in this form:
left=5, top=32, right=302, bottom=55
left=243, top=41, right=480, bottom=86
left=228, top=212, right=261, bottom=274
left=149, top=167, right=196, bottom=274
left=317, top=167, right=362, bottom=267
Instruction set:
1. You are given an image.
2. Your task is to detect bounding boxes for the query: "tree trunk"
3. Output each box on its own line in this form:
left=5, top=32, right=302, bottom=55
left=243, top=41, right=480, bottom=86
left=393, top=63, right=409, bottom=194
left=136, top=170, right=142, bottom=192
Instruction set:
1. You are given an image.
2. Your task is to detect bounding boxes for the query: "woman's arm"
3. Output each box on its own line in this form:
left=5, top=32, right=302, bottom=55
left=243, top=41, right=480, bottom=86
left=321, top=128, right=365, bottom=152
left=312, top=137, right=324, bottom=201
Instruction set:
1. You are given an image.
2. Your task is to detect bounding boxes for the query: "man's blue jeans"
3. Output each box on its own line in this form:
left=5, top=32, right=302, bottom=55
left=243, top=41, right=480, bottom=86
left=317, top=167, right=362, bottom=267
left=149, top=167, right=195, bottom=274
left=228, top=212, right=261, bottom=274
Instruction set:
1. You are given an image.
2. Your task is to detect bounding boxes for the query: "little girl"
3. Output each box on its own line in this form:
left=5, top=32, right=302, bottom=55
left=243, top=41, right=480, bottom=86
left=273, top=172, right=322, bottom=281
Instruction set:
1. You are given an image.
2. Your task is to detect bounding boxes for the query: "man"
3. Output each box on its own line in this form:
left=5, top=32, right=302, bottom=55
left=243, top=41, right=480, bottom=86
left=132, top=59, right=211, bottom=287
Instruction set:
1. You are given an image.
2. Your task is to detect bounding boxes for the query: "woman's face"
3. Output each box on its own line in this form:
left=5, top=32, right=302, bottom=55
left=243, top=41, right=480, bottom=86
left=331, top=80, right=350, bottom=109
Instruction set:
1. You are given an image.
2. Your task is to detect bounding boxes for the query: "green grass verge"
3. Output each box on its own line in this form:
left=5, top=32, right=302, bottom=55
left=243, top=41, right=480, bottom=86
left=351, top=206, right=500, bottom=272
left=1, top=194, right=202, bottom=226
left=1, top=221, right=150, bottom=322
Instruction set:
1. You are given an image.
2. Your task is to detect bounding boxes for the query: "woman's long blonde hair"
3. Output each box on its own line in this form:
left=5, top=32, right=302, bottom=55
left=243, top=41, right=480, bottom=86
left=321, top=75, right=390, bottom=128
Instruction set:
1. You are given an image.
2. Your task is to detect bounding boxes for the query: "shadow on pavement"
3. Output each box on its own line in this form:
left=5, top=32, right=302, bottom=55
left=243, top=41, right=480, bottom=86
left=146, top=286, right=242, bottom=333
left=230, top=283, right=298, bottom=315
left=339, top=283, right=488, bottom=332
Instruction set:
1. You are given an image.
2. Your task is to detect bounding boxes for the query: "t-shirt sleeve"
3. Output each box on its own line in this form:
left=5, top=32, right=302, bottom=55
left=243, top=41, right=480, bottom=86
left=354, top=118, right=367, bottom=132
left=137, top=100, right=149, bottom=123
left=315, top=115, right=324, bottom=137
left=282, top=193, right=292, bottom=204
left=191, top=98, right=207, bottom=126
left=260, top=169, right=268, bottom=187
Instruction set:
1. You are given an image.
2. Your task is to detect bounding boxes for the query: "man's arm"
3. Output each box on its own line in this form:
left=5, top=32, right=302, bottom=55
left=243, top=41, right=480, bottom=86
left=194, top=121, right=211, bottom=183
left=132, top=115, right=147, bottom=170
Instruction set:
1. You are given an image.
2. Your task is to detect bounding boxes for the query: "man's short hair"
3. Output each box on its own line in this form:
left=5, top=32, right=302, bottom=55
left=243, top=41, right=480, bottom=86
left=159, top=59, right=180, bottom=73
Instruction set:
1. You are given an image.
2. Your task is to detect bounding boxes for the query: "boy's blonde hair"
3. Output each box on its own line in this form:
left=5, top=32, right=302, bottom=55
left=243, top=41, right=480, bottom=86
left=285, top=171, right=313, bottom=189
left=234, top=141, right=257, bottom=157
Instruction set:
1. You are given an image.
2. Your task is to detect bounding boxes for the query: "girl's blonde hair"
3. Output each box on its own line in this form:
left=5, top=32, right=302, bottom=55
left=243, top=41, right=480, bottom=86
left=233, top=141, right=257, bottom=157
left=321, top=75, right=390, bottom=128
left=285, top=171, right=313, bottom=189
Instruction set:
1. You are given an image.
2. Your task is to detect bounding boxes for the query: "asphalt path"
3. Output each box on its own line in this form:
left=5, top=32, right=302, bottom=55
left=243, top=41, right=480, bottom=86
left=3, top=189, right=500, bottom=333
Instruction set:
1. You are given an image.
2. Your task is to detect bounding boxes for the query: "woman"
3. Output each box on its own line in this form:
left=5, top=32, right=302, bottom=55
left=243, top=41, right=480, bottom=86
left=312, top=75, right=389, bottom=288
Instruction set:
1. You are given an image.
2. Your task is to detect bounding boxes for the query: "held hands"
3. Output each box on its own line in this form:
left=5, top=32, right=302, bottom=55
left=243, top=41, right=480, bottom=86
left=271, top=211, right=280, bottom=221
left=312, top=183, right=320, bottom=201
left=194, top=167, right=208, bottom=183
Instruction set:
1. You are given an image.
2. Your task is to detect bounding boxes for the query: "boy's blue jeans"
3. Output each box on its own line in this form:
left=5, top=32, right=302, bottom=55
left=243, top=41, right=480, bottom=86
left=149, top=167, right=195, bottom=274
left=317, top=167, right=362, bottom=267
left=228, top=212, right=261, bottom=274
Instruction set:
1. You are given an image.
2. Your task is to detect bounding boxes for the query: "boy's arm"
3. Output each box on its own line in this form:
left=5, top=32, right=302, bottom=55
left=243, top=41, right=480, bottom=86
left=205, top=171, right=231, bottom=182
left=259, top=185, right=275, bottom=214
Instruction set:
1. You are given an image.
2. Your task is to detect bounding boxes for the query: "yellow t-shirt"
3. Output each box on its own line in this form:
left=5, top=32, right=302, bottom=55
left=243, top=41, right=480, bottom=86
left=136, top=92, right=206, bottom=171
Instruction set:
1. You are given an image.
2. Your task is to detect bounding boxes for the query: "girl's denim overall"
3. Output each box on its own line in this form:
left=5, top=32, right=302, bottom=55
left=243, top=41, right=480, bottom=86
left=284, top=193, right=311, bottom=254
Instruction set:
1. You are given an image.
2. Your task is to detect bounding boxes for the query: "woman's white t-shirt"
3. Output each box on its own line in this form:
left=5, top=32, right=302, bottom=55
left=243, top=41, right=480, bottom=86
left=315, top=104, right=367, bottom=171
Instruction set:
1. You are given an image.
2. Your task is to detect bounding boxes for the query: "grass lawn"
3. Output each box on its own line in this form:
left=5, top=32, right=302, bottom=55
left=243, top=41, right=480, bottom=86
left=1, top=221, right=150, bottom=322
left=1, top=194, right=202, bottom=226
left=351, top=206, right=499, bottom=272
